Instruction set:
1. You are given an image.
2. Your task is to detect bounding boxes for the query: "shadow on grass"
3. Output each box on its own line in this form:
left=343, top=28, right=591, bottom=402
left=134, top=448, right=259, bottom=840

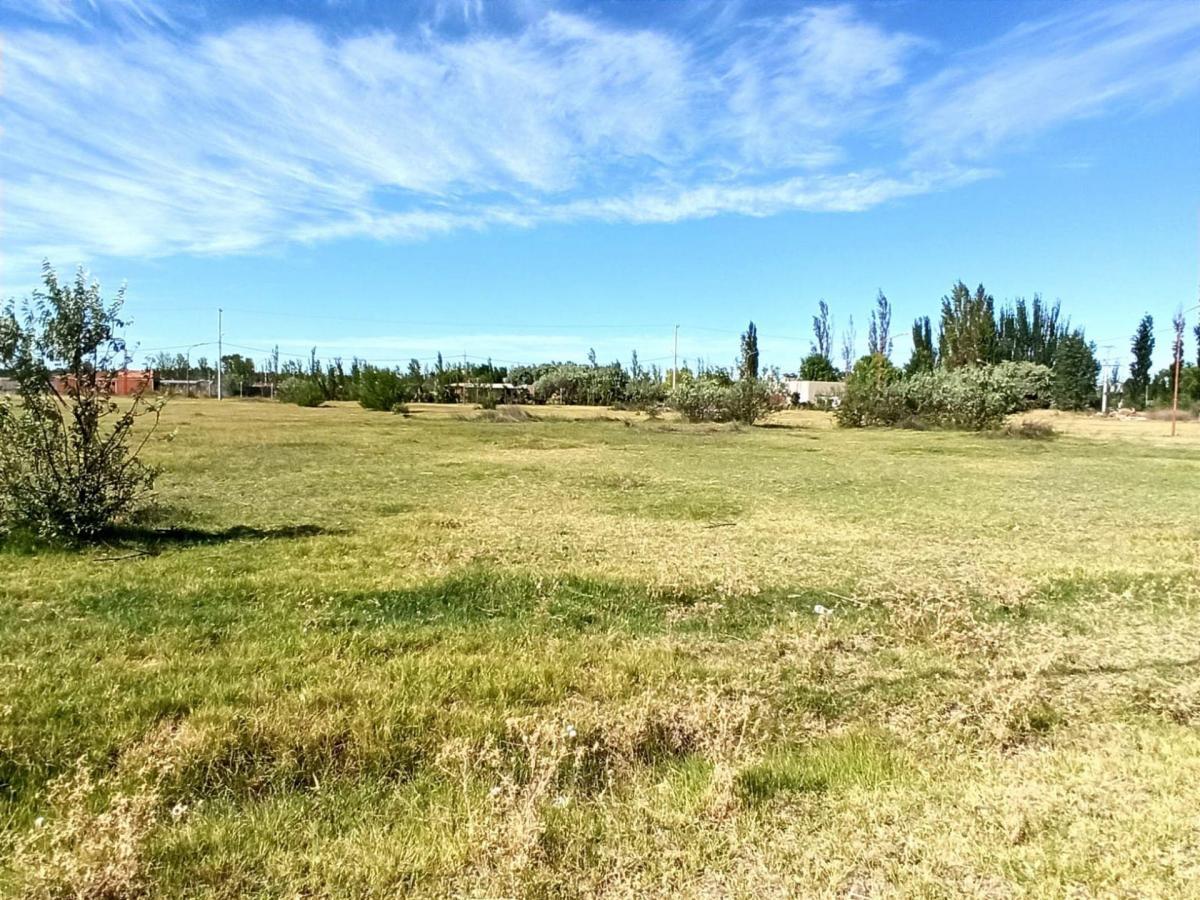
left=1047, top=655, right=1200, bottom=678
left=98, top=523, right=339, bottom=552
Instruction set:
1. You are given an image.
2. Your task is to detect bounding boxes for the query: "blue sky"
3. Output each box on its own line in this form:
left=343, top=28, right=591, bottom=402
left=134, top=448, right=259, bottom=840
left=2, top=0, right=1198, bottom=374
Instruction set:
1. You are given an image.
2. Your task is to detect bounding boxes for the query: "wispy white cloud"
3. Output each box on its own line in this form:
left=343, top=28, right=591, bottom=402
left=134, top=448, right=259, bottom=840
left=2, top=1, right=1199, bottom=261
left=903, top=1, right=1200, bottom=161
left=0, top=0, right=175, bottom=28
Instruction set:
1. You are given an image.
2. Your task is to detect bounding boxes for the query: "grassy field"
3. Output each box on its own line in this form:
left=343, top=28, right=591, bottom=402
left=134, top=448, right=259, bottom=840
left=2, top=400, right=1198, bottom=898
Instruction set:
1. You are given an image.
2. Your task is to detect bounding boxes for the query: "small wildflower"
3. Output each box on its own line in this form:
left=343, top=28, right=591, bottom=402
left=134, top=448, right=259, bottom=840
left=489, top=785, right=502, bottom=799
left=552, top=795, right=570, bottom=808
left=33, top=816, right=45, bottom=828
left=565, top=724, right=577, bottom=739
left=170, top=802, right=188, bottom=821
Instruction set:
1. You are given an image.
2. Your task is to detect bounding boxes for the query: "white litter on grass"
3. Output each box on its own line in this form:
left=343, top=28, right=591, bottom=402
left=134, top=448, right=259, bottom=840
left=813, top=604, right=832, bottom=616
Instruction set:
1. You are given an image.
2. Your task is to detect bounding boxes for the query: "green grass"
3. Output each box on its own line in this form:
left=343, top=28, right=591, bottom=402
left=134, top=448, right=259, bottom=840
left=2, top=401, right=1199, bottom=897
left=735, top=732, right=903, bottom=802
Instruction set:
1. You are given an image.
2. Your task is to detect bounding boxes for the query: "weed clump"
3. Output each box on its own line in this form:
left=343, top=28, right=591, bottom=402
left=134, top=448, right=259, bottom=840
left=12, top=759, right=160, bottom=900
left=996, top=419, right=1057, bottom=440
left=470, top=406, right=537, bottom=423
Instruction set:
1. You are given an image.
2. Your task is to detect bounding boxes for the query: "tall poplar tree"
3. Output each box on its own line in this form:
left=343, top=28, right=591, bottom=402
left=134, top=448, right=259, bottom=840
left=739, top=321, right=759, bottom=381
left=938, top=281, right=997, bottom=367
left=1127, top=314, right=1155, bottom=404
left=867, top=290, right=892, bottom=359
left=811, top=300, right=833, bottom=361
left=906, top=316, right=936, bottom=374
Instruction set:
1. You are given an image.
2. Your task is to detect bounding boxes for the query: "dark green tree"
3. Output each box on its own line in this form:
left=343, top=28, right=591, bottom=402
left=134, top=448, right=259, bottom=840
left=1126, top=314, right=1155, bottom=405
left=798, top=352, right=840, bottom=381
left=867, top=290, right=892, bottom=358
left=906, top=316, right=937, bottom=374
left=220, top=353, right=256, bottom=396
left=739, top=321, right=759, bottom=380
left=811, top=300, right=833, bottom=360
left=1050, top=331, right=1099, bottom=410
left=996, top=295, right=1064, bottom=365
left=938, top=281, right=997, bottom=367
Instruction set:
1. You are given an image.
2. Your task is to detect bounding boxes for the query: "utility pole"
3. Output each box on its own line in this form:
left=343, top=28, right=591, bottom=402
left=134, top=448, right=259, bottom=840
left=672, top=325, right=679, bottom=389
left=1170, top=309, right=1184, bottom=437
left=1100, top=370, right=1108, bottom=414
left=217, top=308, right=223, bottom=401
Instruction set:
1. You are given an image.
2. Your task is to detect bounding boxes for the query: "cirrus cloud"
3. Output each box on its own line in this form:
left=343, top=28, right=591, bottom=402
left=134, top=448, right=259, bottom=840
left=2, top=1, right=1199, bottom=261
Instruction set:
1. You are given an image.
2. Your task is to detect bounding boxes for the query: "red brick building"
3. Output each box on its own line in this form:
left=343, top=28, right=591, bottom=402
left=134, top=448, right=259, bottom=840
left=52, top=369, right=154, bottom=397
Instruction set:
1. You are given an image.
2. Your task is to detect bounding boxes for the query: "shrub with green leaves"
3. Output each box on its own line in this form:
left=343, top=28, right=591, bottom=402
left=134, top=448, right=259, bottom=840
left=531, top=363, right=627, bottom=405
left=669, top=379, right=730, bottom=422
left=837, top=358, right=1053, bottom=430
left=668, top=378, right=775, bottom=425
left=276, top=376, right=326, bottom=408
left=903, top=367, right=1014, bottom=429
left=725, top=378, right=779, bottom=424
left=356, top=367, right=411, bottom=412
left=0, top=263, right=162, bottom=541
left=834, top=354, right=905, bottom=427
left=990, top=361, right=1053, bottom=411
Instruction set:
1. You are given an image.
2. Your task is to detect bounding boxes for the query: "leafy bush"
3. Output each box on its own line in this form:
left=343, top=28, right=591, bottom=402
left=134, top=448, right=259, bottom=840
left=725, top=379, right=780, bottom=425
left=836, top=358, right=1053, bottom=430
left=668, top=378, right=776, bottom=425
left=0, top=263, right=162, bottom=541
left=531, top=363, right=627, bottom=405
left=903, top=367, right=1015, bottom=430
left=669, top=379, right=730, bottom=422
left=623, top=377, right=668, bottom=410
left=276, top=376, right=325, bottom=407
left=357, top=367, right=410, bottom=412
left=990, top=361, right=1052, bottom=411
left=834, top=354, right=905, bottom=427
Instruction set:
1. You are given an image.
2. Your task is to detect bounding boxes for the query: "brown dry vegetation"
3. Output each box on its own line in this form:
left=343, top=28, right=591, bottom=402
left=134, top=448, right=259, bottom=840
left=1, top=400, right=1198, bottom=897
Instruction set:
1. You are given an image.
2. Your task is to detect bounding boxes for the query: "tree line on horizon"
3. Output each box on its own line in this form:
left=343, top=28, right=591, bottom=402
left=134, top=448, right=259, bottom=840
left=156, top=279, right=1192, bottom=415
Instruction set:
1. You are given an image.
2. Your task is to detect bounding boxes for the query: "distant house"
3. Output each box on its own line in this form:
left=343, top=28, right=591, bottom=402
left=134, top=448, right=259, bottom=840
left=0, top=377, right=19, bottom=394
left=781, top=378, right=844, bottom=407
left=449, top=382, right=532, bottom=404
left=52, top=369, right=154, bottom=397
